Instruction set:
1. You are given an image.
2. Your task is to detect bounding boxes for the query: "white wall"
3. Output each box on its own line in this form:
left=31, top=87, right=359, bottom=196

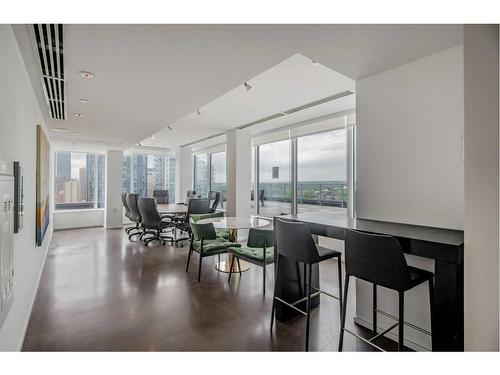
left=354, top=45, right=464, bottom=351
left=356, top=45, right=464, bottom=230
left=226, top=128, right=252, bottom=217
left=105, top=150, right=124, bottom=229
left=176, top=147, right=193, bottom=202
left=53, top=209, right=104, bottom=230
left=0, top=25, right=53, bottom=351
left=463, top=25, right=499, bottom=351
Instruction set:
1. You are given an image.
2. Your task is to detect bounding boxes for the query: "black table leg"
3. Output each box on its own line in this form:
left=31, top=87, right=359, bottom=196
left=433, top=260, right=464, bottom=351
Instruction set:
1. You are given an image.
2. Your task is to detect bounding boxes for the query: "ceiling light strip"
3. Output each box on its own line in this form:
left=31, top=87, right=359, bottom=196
left=283, top=90, right=354, bottom=115
left=180, top=132, right=226, bottom=148
left=237, top=113, right=285, bottom=130
left=46, top=25, right=59, bottom=120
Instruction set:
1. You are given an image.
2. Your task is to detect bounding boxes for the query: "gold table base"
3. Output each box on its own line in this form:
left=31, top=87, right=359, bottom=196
left=215, top=228, right=250, bottom=273
left=216, top=256, right=250, bottom=273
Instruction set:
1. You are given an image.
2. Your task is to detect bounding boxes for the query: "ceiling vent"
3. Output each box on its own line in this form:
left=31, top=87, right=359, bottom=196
left=237, top=90, right=354, bottom=129
left=33, top=24, right=66, bottom=120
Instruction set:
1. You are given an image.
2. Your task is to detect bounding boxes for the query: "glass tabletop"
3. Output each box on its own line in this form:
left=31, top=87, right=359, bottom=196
left=197, top=216, right=271, bottom=230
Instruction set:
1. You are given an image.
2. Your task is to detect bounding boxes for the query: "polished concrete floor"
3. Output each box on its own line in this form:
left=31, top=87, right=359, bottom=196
left=23, top=227, right=400, bottom=351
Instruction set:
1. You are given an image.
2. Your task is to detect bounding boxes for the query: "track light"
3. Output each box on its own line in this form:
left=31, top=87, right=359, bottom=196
left=168, top=125, right=173, bottom=130
left=244, top=82, right=252, bottom=91
left=196, top=109, right=201, bottom=115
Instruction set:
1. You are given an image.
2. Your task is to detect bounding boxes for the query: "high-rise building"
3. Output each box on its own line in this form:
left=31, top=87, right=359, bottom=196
left=79, top=167, right=87, bottom=200
left=63, top=179, right=81, bottom=202
left=133, top=154, right=148, bottom=197
left=55, top=151, right=71, bottom=196
left=122, top=155, right=131, bottom=193
left=167, top=156, right=176, bottom=202
left=97, top=154, right=105, bottom=208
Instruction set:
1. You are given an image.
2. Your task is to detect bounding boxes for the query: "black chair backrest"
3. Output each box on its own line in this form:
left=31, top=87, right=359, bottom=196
left=126, top=193, right=141, bottom=223
left=137, top=197, right=162, bottom=229
left=185, top=190, right=197, bottom=205
left=344, top=229, right=411, bottom=291
left=121, top=193, right=131, bottom=219
left=208, top=191, right=221, bottom=211
left=153, top=190, right=169, bottom=204
left=275, top=218, right=321, bottom=264
left=187, top=198, right=210, bottom=215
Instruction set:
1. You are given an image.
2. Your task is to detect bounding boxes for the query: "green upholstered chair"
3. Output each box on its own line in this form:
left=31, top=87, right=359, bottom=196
left=187, top=219, right=240, bottom=282
left=189, top=212, right=230, bottom=240
left=227, top=228, right=274, bottom=295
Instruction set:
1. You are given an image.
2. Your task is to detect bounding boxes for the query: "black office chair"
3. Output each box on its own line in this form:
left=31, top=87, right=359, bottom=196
left=270, top=218, right=343, bottom=351
left=208, top=191, right=221, bottom=213
left=153, top=189, right=169, bottom=204
left=175, top=198, right=210, bottom=246
left=177, top=190, right=197, bottom=205
left=137, top=197, right=174, bottom=246
left=125, top=193, right=144, bottom=241
left=121, top=193, right=139, bottom=235
left=339, top=229, right=434, bottom=352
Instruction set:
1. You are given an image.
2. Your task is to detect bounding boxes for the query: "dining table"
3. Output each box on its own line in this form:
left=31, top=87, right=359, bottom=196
left=197, top=216, right=271, bottom=273
left=157, top=203, right=188, bottom=243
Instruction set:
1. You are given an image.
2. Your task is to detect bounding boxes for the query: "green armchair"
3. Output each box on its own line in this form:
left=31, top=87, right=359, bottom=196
left=187, top=219, right=240, bottom=282
left=227, top=228, right=274, bottom=295
left=189, top=211, right=230, bottom=239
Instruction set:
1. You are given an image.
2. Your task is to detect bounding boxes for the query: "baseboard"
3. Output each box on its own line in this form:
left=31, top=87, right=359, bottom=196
left=54, top=225, right=103, bottom=231
left=17, top=225, right=53, bottom=351
left=353, top=316, right=430, bottom=352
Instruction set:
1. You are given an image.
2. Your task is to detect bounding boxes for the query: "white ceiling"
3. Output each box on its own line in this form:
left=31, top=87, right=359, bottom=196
left=143, top=53, right=356, bottom=148
left=13, top=24, right=462, bottom=151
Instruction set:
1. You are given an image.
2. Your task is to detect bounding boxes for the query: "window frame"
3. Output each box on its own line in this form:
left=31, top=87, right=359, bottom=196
left=53, top=150, right=106, bottom=212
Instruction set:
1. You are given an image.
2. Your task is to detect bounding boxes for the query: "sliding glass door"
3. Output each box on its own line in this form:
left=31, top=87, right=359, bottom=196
left=194, top=153, right=208, bottom=197
left=297, top=128, right=348, bottom=216
left=210, top=151, right=226, bottom=208
left=257, top=139, right=291, bottom=216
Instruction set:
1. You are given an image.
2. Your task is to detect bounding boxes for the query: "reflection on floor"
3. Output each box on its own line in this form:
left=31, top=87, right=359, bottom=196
left=23, top=227, right=402, bottom=351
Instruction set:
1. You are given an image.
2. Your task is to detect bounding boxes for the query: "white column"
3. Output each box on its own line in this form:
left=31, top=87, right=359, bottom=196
left=105, top=150, right=124, bottom=229
left=176, top=147, right=192, bottom=203
left=226, top=128, right=252, bottom=217
left=463, top=25, right=499, bottom=351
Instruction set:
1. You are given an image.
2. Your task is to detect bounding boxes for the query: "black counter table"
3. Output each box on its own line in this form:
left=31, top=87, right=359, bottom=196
left=273, top=214, right=464, bottom=351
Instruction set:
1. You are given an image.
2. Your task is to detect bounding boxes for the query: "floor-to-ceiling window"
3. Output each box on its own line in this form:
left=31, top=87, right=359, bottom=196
left=210, top=151, right=226, bottom=208
left=297, top=128, right=348, bottom=216
left=194, top=153, right=209, bottom=197
left=122, top=152, right=176, bottom=202
left=54, top=151, right=106, bottom=210
left=258, top=139, right=291, bottom=217
left=252, top=113, right=354, bottom=218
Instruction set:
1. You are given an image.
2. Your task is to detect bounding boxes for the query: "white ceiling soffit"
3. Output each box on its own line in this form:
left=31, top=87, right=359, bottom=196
left=13, top=24, right=462, bottom=150
left=145, top=53, right=357, bottom=148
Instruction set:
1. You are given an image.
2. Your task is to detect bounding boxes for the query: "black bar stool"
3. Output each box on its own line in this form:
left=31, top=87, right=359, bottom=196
left=270, top=218, right=343, bottom=351
left=339, top=229, right=434, bottom=351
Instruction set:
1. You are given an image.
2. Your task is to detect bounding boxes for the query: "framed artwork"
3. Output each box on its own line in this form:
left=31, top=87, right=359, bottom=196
left=13, top=161, right=24, bottom=233
left=36, top=125, right=50, bottom=246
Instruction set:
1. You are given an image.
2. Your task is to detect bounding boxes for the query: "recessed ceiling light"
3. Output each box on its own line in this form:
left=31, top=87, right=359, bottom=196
left=79, top=71, right=95, bottom=79
left=51, top=127, right=68, bottom=133
left=312, top=60, right=320, bottom=66
left=244, top=82, right=252, bottom=91
left=79, top=98, right=88, bottom=103
left=74, top=112, right=85, bottom=118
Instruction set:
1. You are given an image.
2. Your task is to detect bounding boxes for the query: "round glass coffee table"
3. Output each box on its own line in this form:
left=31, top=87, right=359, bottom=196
left=197, top=216, right=271, bottom=273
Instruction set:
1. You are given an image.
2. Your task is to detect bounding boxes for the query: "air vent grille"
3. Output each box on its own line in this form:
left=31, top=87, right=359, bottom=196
left=33, top=24, right=65, bottom=120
